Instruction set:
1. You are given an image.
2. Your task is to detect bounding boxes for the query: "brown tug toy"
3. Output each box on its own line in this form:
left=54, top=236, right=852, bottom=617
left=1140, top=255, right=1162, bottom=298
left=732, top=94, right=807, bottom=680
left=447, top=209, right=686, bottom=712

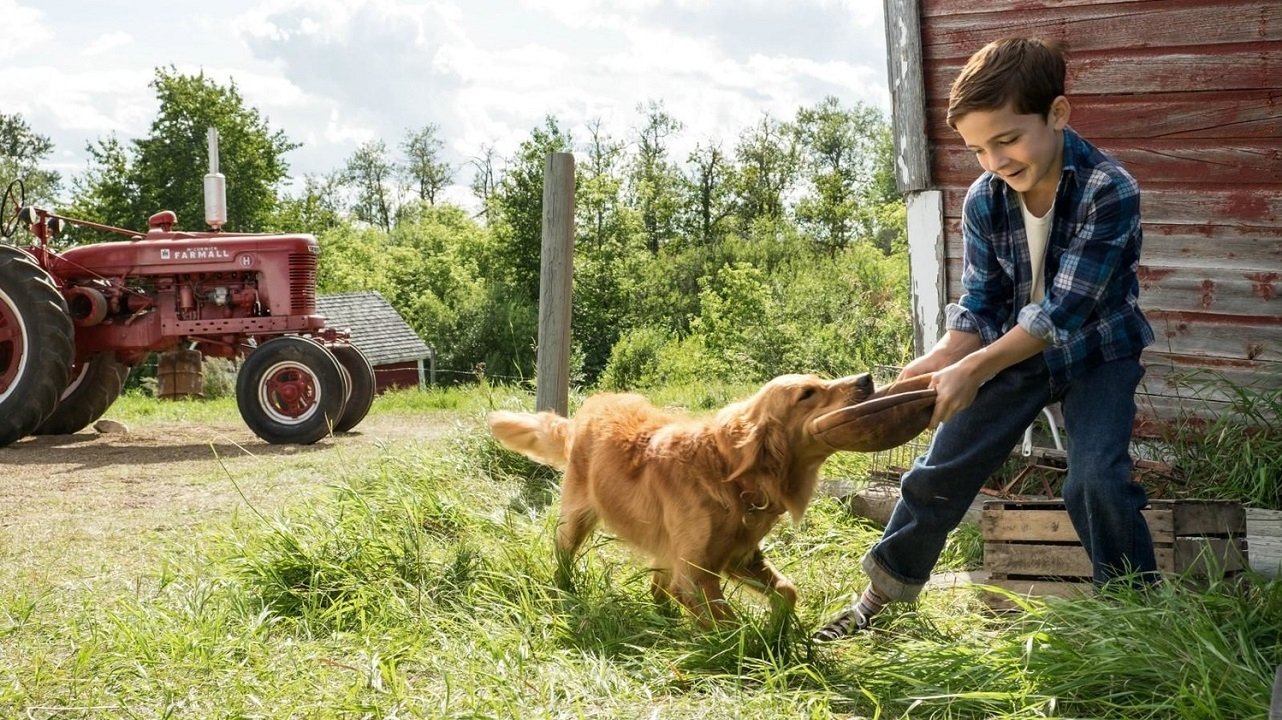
left=809, top=373, right=937, bottom=452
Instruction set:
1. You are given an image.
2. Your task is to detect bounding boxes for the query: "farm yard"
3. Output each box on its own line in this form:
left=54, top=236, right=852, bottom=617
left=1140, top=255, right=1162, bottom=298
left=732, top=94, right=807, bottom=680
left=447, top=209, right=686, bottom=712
left=1, top=388, right=1278, bottom=719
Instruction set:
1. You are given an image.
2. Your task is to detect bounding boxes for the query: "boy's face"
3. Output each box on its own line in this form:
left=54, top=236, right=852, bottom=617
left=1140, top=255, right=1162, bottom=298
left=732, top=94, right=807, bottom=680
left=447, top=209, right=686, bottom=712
left=954, top=97, right=1070, bottom=208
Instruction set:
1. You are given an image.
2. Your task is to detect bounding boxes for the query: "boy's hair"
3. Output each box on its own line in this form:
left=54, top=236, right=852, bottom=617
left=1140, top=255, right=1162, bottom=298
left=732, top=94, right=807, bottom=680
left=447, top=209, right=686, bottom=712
left=947, top=37, right=1068, bottom=128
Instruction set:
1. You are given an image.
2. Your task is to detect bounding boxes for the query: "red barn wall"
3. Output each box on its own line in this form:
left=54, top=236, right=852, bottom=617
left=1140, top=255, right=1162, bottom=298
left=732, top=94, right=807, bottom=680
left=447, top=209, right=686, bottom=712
left=373, top=362, right=422, bottom=394
left=917, top=0, right=1282, bottom=429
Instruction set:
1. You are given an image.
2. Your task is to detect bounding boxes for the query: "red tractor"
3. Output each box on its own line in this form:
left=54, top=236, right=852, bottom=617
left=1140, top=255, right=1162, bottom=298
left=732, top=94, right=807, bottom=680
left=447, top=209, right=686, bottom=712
left=0, top=158, right=375, bottom=448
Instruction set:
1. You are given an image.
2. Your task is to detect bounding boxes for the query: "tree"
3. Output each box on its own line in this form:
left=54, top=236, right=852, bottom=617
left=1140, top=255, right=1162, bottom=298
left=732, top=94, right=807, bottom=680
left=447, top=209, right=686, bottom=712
left=0, top=113, right=61, bottom=207
left=343, top=140, right=398, bottom=232
left=73, top=67, right=297, bottom=233
left=682, top=141, right=736, bottom=247
left=469, top=144, right=500, bottom=223
left=489, top=116, right=572, bottom=303
left=628, top=101, right=684, bottom=255
left=734, top=113, right=800, bottom=226
left=794, top=97, right=891, bottom=253
left=272, top=172, right=346, bottom=235
left=577, top=118, right=630, bottom=252
left=402, top=124, right=453, bottom=206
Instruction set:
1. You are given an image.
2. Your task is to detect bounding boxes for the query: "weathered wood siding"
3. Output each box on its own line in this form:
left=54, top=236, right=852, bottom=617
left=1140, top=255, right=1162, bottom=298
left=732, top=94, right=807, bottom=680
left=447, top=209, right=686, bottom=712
left=906, top=0, right=1281, bottom=430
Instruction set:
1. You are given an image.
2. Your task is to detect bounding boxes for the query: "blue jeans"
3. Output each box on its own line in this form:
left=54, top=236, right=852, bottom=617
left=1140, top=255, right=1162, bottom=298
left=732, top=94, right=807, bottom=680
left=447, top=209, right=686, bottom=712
left=862, top=354, right=1157, bottom=600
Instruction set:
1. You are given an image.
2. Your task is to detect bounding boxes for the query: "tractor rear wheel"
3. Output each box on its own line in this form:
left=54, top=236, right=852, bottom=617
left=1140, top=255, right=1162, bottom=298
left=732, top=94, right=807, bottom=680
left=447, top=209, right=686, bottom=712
left=236, top=336, right=347, bottom=445
left=34, top=353, right=130, bottom=435
left=0, top=252, right=74, bottom=447
left=331, top=344, right=375, bottom=432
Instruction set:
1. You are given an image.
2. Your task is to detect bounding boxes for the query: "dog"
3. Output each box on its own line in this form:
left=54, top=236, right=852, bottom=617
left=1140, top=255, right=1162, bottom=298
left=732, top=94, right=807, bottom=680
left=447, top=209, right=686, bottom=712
left=487, top=373, right=875, bottom=623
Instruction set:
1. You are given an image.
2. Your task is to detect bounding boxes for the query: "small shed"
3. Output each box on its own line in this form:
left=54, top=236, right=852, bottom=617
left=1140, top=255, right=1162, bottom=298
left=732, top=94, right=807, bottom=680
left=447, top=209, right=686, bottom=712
left=317, top=291, right=435, bottom=393
left=881, top=0, right=1281, bottom=432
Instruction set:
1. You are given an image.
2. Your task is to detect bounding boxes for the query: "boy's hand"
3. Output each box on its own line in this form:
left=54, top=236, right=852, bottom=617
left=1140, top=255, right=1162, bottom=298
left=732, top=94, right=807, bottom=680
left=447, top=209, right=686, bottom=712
left=926, top=360, right=984, bottom=429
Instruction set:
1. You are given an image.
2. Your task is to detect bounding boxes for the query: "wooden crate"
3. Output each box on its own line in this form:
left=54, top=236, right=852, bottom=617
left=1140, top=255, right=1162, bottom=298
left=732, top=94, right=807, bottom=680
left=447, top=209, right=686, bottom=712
left=981, top=499, right=1248, bottom=602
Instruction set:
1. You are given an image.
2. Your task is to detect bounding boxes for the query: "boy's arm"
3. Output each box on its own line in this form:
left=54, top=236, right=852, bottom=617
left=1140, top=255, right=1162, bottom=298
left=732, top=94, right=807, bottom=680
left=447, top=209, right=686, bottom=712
left=926, top=326, right=1048, bottom=428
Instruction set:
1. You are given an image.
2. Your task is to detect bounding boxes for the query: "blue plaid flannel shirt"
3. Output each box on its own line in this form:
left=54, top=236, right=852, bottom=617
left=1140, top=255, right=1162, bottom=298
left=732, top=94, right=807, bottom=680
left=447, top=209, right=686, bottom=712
left=945, top=127, right=1154, bottom=383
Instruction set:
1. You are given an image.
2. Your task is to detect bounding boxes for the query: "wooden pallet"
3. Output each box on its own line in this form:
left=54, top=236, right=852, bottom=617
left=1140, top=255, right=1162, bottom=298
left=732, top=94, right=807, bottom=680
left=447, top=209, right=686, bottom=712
left=982, top=499, right=1248, bottom=603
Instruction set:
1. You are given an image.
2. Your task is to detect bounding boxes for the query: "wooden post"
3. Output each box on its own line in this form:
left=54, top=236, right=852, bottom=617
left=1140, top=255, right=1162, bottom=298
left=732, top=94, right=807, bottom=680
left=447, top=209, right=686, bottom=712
left=882, top=0, right=930, bottom=193
left=536, top=152, right=575, bottom=416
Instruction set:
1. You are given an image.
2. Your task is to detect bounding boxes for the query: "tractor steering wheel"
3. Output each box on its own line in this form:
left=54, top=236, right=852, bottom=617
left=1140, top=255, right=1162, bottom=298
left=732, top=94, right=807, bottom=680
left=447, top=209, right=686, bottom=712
left=0, top=179, right=25, bottom=240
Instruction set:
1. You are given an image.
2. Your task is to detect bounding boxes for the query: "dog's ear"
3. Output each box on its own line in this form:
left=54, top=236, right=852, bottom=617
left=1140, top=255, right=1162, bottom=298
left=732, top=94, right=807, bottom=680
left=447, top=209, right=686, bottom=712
left=717, top=399, right=789, bottom=497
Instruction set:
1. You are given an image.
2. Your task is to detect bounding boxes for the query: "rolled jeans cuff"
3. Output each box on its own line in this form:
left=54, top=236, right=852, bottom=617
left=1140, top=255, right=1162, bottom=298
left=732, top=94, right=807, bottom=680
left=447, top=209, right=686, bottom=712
left=861, top=550, right=926, bottom=603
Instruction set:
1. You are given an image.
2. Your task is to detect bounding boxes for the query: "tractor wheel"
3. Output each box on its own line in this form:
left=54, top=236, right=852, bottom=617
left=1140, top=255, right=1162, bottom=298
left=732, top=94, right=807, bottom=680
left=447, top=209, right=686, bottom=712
left=0, top=253, right=74, bottom=447
left=34, top=353, right=130, bottom=435
left=331, top=344, right=375, bottom=433
left=236, top=336, right=347, bottom=445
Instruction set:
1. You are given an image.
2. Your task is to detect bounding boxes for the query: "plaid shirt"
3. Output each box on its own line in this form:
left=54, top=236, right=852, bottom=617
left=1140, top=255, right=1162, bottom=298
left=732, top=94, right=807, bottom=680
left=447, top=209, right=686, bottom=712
left=946, top=127, right=1154, bottom=383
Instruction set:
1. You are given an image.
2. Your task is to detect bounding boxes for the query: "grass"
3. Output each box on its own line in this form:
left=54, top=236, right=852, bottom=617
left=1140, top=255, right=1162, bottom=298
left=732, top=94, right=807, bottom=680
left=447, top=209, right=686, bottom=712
left=1, top=385, right=1279, bottom=718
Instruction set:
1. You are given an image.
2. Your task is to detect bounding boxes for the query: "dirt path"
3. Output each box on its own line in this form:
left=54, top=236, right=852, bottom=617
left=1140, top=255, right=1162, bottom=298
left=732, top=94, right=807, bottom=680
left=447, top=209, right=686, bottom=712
left=0, top=412, right=459, bottom=590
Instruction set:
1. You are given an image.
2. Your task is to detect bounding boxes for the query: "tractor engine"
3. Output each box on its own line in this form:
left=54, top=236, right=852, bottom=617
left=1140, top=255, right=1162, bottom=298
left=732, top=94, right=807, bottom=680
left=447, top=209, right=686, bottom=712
left=48, top=231, right=323, bottom=363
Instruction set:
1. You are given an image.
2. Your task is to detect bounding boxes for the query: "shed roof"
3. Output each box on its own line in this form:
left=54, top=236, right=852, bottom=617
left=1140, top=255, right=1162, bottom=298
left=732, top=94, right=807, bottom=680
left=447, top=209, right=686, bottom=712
left=317, top=291, right=433, bottom=367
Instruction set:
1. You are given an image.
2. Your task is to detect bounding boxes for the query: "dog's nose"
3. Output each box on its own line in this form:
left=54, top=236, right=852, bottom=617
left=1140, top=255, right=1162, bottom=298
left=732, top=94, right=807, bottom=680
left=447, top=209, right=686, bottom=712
left=854, top=373, right=873, bottom=392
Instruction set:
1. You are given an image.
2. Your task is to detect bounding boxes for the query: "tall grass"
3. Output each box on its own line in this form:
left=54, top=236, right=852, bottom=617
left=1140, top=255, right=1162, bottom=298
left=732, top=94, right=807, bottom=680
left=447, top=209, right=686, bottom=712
left=1156, top=374, right=1282, bottom=510
left=2, top=391, right=1279, bottom=718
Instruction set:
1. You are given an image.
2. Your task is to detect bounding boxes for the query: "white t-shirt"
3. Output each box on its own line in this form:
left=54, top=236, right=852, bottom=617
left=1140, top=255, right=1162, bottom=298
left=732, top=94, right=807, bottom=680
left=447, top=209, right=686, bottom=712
left=1019, top=194, right=1054, bottom=303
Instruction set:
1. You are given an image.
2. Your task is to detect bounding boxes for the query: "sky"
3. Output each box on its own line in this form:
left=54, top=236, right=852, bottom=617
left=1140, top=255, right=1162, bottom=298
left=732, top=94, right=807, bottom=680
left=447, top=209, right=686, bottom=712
left=1, top=0, right=890, bottom=208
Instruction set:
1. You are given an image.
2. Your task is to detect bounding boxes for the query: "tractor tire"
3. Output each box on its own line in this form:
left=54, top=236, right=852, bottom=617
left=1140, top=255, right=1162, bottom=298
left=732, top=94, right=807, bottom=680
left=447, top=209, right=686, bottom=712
left=236, top=336, right=347, bottom=445
left=0, top=253, right=74, bottom=447
left=331, top=344, right=375, bottom=433
left=34, top=353, right=130, bottom=435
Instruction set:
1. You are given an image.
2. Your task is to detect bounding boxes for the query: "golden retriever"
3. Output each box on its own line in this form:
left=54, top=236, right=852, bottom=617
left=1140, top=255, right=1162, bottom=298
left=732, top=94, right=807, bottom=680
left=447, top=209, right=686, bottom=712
left=487, top=373, right=875, bottom=623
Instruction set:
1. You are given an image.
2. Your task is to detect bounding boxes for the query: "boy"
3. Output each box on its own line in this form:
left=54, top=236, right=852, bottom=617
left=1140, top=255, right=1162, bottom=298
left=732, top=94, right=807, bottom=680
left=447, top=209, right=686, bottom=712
left=814, top=37, right=1158, bottom=640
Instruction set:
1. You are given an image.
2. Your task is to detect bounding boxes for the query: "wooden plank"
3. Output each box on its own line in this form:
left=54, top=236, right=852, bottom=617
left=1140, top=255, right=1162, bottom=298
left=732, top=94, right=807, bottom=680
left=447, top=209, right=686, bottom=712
left=941, top=186, right=1282, bottom=226
left=931, top=141, right=1282, bottom=187
left=923, top=2, right=1282, bottom=60
left=1163, top=500, right=1248, bottom=536
left=928, top=91, right=1282, bottom=141
left=1248, top=536, right=1282, bottom=577
left=1139, top=355, right=1282, bottom=406
left=987, top=542, right=1179, bottom=577
left=983, top=508, right=1082, bottom=543
left=1141, top=269, right=1282, bottom=316
left=1173, top=537, right=1248, bottom=574
left=928, top=49, right=1282, bottom=97
left=945, top=223, right=1282, bottom=271
left=884, top=0, right=931, bottom=193
left=1247, top=508, right=1282, bottom=538
left=907, top=191, right=946, bottom=353
left=985, top=542, right=1094, bottom=577
left=983, top=506, right=1180, bottom=544
left=923, top=0, right=1185, bottom=18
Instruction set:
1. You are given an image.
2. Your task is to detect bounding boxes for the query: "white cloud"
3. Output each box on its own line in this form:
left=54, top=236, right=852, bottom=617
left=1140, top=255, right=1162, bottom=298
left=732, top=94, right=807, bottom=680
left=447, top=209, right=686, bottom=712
left=3, top=0, right=889, bottom=199
left=81, top=31, right=132, bottom=57
left=0, top=0, right=51, bottom=60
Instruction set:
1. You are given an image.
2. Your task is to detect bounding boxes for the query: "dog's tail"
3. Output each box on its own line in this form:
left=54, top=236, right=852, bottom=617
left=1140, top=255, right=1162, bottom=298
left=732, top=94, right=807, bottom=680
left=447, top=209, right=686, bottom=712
left=486, top=411, right=572, bottom=470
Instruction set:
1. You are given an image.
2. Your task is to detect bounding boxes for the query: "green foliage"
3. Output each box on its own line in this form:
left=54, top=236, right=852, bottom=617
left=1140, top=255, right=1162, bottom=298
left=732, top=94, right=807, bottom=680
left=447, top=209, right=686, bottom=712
left=343, top=140, right=398, bottom=231
left=0, top=112, right=61, bottom=208
left=1158, top=376, right=1282, bottom=510
left=598, top=325, right=671, bottom=390
left=73, top=67, right=297, bottom=233
left=402, top=124, right=453, bottom=206
left=269, top=173, right=346, bottom=235
left=601, top=238, right=913, bottom=390
left=489, top=116, right=573, bottom=304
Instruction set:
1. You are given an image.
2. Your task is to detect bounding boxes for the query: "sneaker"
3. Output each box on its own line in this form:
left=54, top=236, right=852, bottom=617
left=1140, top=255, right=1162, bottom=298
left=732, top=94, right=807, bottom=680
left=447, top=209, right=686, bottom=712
left=812, top=605, right=872, bottom=641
